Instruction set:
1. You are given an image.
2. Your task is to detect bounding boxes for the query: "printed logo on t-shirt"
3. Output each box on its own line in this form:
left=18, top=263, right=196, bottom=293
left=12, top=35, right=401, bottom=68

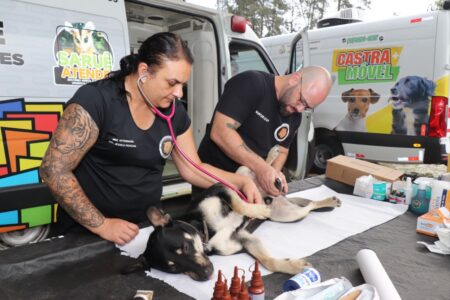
left=159, top=135, right=174, bottom=158
left=255, top=110, right=270, bottom=122
left=108, top=138, right=137, bottom=148
left=274, top=123, right=290, bottom=142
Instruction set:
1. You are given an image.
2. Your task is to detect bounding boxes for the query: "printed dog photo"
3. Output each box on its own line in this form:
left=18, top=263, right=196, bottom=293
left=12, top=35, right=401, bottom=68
left=389, top=75, right=436, bottom=135
left=335, top=88, right=380, bottom=132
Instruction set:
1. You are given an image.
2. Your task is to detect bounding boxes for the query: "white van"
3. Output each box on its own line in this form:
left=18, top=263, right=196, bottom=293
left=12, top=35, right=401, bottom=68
left=263, top=5, right=450, bottom=173
left=0, top=0, right=316, bottom=247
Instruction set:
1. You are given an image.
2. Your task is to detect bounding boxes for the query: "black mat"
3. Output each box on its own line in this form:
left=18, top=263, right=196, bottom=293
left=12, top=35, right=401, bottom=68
left=0, top=176, right=449, bottom=299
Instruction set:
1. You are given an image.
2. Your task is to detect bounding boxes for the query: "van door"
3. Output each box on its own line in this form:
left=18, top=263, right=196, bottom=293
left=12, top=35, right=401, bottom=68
left=0, top=0, right=129, bottom=246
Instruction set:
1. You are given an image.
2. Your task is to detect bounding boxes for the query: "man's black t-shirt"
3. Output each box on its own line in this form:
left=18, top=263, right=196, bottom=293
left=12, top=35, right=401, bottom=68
left=198, top=70, right=301, bottom=172
left=63, top=79, right=190, bottom=224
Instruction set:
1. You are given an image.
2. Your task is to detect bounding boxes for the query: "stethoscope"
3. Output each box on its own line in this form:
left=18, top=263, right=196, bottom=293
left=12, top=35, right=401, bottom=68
left=137, top=75, right=249, bottom=202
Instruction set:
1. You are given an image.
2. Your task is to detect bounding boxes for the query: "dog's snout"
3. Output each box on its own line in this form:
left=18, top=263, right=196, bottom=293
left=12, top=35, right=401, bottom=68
left=352, top=108, right=360, bottom=114
left=205, top=261, right=214, bottom=279
left=391, top=87, right=397, bottom=94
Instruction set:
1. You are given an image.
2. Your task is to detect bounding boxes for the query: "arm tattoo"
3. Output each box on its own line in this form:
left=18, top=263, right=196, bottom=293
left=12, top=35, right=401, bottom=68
left=239, top=143, right=254, bottom=154
left=226, top=120, right=241, bottom=130
left=40, top=104, right=104, bottom=228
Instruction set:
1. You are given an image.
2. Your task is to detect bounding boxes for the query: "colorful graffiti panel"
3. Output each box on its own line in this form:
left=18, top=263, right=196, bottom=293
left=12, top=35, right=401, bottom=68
left=0, top=99, right=63, bottom=231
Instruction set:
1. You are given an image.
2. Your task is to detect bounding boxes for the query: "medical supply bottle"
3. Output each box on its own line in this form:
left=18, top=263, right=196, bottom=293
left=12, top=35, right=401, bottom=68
left=404, top=177, right=413, bottom=205
left=410, top=182, right=429, bottom=215
left=248, top=261, right=264, bottom=300
left=238, top=275, right=250, bottom=300
left=223, top=279, right=232, bottom=300
left=283, top=267, right=321, bottom=291
left=212, top=270, right=225, bottom=300
left=230, top=266, right=241, bottom=299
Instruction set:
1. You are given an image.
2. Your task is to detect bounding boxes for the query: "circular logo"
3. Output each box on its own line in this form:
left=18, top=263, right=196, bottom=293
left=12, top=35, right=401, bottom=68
left=274, top=123, right=290, bottom=142
left=159, top=135, right=174, bottom=158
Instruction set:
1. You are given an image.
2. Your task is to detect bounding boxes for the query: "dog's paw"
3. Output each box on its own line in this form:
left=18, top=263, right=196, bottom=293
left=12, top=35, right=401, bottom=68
left=284, top=258, right=311, bottom=274
left=246, top=204, right=271, bottom=220
left=319, top=196, right=341, bottom=208
left=331, top=196, right=342, bottom=207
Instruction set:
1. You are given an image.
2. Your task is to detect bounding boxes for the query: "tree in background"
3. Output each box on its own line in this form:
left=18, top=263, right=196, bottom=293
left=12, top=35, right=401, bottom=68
left=434, top=0, right=445, bottom=8
left=218, top=0, right=289, bottom=37
left=217, top=0, right=373, bottom=37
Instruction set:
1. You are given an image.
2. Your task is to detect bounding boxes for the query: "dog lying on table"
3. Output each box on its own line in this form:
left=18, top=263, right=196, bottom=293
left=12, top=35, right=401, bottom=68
left=124, top=147, right=341, bottom=281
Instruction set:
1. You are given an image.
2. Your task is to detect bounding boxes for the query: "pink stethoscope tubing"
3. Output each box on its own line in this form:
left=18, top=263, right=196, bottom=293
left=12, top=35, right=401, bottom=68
left=137, top=76, right=249, bottom=202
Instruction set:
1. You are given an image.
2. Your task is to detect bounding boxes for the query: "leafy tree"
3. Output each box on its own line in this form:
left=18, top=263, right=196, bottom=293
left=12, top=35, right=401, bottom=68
left=218, top=0, right=288, bottom=37
left=434, top=0, right=445, bottom=8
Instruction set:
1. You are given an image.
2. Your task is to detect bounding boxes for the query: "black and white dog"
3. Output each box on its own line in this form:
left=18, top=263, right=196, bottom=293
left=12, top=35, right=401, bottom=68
left=390, top=76, right=436, bottom=135
left=124, top=147, right=341, bottom=281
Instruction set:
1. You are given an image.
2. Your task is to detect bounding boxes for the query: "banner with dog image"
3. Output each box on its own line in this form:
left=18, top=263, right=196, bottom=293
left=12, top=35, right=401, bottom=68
left=332, top=47, right=403, bottom=85
left=53, top=21, right=114, bottom=85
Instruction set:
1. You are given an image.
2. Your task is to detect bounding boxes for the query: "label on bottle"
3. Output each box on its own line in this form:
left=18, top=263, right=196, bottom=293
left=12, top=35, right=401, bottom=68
left=249, top=292, right=265, bottom=300
left=410, top=190, right=429, bottom=215
left=283, top=268, right=321, bottom=291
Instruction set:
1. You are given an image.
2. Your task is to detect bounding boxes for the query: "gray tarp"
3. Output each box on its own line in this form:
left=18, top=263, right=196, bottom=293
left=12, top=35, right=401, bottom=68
left=0, top=176, right=449, bottom=299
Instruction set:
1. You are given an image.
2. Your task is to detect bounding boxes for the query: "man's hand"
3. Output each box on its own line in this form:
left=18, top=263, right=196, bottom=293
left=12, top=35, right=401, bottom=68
left=277, top=171, right=288, bottom=194
left=240, top=177, right=263, bottom=204
left=89, top=218, right=140, bottom=246
left=255, top=164, right=286, bottom=196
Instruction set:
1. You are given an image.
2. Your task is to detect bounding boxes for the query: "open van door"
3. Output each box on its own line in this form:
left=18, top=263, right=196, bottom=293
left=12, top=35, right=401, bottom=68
left=284, top=27, right=315, bottom=180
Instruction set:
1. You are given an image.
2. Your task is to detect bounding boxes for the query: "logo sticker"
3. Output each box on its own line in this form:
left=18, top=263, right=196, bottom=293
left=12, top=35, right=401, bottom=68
left=53, top=21, right=114, bottom=85
left=159, top=135, right=174, bottom=158
left=332, top=46, right=403, bottom=85
left=274, top=123, right=289, bottom=142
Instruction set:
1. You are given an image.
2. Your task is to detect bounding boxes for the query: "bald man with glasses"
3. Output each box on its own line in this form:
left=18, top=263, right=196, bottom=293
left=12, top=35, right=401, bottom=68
left=197, top=66, right=332, bottom=197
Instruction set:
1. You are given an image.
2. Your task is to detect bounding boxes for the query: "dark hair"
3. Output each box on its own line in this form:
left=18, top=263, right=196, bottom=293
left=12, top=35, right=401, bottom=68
left=108, top=32, right=193, bottom=87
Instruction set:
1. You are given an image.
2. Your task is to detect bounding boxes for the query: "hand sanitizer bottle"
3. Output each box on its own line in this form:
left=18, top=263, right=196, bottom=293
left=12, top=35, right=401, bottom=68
left=410, top=182, right=429, bottom=215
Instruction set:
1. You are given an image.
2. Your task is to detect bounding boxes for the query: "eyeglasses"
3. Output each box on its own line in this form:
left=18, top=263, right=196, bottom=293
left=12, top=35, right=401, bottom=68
left=299, top=75, right=313, bottom=110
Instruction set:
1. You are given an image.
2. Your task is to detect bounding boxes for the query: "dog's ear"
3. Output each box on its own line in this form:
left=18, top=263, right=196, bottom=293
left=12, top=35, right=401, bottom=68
left=341, top=89, right=354, bottom=102
left=419, top=78, right=436, bottom=97
left=368, top=89, right=380, bottom=104
left=147, top=207, right=171, bottom=227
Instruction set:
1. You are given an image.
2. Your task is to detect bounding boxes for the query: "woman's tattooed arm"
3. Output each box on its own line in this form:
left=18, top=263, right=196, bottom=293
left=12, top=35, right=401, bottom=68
left=40, top=103, right=103, bottom=228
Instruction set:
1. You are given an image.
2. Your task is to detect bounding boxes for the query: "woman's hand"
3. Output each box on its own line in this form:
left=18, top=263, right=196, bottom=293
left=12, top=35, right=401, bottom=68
left=240, top=177, right=263, bottom=204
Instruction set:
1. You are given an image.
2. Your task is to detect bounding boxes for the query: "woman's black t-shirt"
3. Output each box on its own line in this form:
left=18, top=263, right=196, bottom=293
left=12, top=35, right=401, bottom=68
left=63, top=79, right=190, bottom=224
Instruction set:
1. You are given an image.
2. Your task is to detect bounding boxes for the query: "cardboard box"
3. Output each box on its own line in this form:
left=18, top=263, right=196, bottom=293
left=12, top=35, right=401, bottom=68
left=325, top=155, right=404, bottom=186
left=416, top=208, right=450, bottom=236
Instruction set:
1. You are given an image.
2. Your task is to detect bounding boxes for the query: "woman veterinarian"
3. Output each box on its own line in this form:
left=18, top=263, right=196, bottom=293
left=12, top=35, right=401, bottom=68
left=40, top=32, right=261, bottom=246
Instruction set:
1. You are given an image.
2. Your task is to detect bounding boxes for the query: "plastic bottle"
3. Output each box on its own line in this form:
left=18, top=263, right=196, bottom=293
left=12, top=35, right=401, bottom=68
left=410, top=182, right=429, bottom=215
left=238, top=275, right=250, bottom=300
left=223, top=279, right=232, bottom=300
left=248, top=261, right=264, bottom=300
left=230, top=266, right=241, bottom=299
left=404, top=177, right=413, bottom=206
left=283, top=268, right=321, bottom=292
left=212, top=270, right=225, bottom=300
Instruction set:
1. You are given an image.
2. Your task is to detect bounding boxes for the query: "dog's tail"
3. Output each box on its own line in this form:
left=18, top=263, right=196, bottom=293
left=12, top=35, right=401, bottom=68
left=120, top=255, right=149, bottom=275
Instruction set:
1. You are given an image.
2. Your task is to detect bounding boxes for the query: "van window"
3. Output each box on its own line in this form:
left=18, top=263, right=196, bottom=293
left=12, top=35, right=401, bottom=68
left=290, top=39, right=304, bottom=73
left=229, top=41, right=271, bottom=76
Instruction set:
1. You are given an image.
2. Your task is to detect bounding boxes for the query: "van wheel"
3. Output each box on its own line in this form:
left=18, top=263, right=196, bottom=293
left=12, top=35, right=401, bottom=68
left=0, top=225, right=50, bottom=248
left=311, top=136, right=343, bottom=174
